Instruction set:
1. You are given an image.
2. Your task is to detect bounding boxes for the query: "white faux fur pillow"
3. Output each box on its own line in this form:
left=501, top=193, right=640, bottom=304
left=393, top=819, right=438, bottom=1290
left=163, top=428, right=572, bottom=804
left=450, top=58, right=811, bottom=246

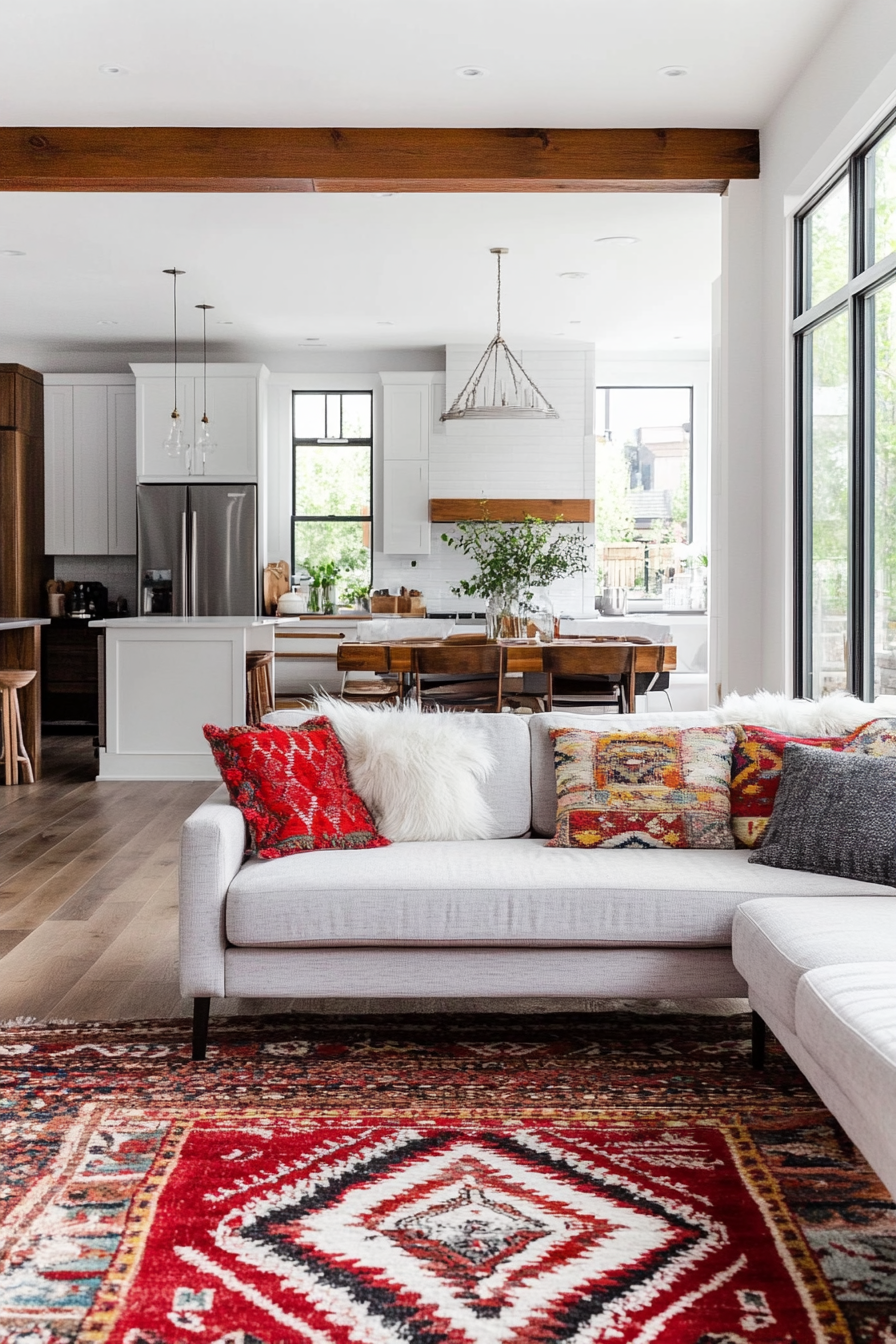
left=717, top=689, right=880, bottom=736
left=309, top=697, right=496, bottom=842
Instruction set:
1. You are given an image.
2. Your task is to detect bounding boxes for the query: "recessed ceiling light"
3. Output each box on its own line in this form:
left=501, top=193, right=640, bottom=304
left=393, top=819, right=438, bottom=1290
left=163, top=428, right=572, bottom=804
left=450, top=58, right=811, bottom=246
left=659, top=65, right=688, bottom=78
left=0, top=249, right=25, bottom=257
left=595, top=235, right=639, bottom=246
left=99, top=63, right=129, bottom=76
left=456, top=65, right=487, bottom=78
left=96, top=320, right=118, bottom=326
left=559, top=271, right=588, bottom=280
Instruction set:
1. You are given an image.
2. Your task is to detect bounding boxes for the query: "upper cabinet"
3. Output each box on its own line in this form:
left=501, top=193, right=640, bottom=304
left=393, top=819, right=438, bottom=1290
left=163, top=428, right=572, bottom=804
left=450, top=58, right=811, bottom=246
left=131, top=363, right=268, bottom=482
left=380, top=374, right=435, bottom=555
left=44, top=376, right=136, bottom=557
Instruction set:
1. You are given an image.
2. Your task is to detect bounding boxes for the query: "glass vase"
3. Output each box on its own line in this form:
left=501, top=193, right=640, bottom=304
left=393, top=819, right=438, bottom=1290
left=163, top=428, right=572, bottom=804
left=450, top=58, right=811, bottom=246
left=322, top=582, right=337, bottom=615
left=524, top=590, right=555, bottom=642
left=486, top=593, right=524, bottom=640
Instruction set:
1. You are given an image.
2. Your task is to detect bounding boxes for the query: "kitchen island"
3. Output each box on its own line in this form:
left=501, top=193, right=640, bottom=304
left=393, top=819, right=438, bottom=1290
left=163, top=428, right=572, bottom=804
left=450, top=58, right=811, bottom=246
left=0, top=618, right=49, bottom=779
left=90, top=617, right=276, bottom=781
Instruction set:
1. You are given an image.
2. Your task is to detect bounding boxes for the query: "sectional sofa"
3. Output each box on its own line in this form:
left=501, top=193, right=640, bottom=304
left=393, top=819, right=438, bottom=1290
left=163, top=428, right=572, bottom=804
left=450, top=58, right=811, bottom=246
left=179, top=703, right=896, bottom=1199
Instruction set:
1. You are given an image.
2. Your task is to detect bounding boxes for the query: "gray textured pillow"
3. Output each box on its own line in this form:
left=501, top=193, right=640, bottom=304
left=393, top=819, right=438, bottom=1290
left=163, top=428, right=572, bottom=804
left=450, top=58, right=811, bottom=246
left=749, top=743, right=896, bottom=887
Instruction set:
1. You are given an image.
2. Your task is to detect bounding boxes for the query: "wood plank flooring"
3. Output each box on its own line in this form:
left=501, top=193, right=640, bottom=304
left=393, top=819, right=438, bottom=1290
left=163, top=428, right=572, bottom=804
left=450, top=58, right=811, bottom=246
left=0, top=735, right=747, bottom=1025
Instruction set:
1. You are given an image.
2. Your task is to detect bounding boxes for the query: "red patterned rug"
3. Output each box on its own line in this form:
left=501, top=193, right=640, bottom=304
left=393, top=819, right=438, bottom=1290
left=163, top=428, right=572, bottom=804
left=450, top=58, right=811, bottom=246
left=0, top=1012, right=894, bottom=1344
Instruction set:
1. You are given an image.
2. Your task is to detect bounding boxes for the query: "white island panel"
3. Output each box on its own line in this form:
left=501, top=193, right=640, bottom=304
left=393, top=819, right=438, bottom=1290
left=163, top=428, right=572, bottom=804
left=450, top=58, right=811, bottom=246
left=115, top=639, right=235, bottom=754
left=95, top=618, right=275, bottom=780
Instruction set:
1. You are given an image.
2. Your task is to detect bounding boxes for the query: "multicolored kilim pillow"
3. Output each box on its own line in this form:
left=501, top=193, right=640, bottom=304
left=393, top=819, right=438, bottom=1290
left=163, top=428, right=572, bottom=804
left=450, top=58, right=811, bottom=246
left=730, top=718, right=896, bottom=848
left=547, top=725, right=736, bottom=849
left=203, top=717, right=389, bottom=859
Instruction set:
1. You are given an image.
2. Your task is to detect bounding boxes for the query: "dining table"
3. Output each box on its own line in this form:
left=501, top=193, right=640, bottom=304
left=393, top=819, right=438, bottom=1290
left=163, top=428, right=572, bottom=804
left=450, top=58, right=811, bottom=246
left=336, top=635, right=677, bottom=700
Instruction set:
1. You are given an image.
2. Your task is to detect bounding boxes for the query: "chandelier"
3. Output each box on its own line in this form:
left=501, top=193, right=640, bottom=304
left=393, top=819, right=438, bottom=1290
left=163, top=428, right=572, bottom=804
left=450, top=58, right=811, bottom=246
left=441, top=248, right=559, bottom=422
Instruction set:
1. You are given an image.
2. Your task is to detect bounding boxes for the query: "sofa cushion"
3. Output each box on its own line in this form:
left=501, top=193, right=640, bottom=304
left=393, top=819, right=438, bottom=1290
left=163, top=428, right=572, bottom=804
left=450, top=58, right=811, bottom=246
left=203, top=719, right=388, bottom=859
left=729, top=720, right=896, bottom=849
left=529, top=710, right=723, bottom=838
left=732, top=896, right=896, bottom=1032
left=266, top=708, right=531, bottom=839
left=225, top=844, right=894, bottom=948
left=749, top=745, right=896, bottom=887
left=795, top=964, right=896, bottom=1195
left=547, top=725, right=736, bottom=849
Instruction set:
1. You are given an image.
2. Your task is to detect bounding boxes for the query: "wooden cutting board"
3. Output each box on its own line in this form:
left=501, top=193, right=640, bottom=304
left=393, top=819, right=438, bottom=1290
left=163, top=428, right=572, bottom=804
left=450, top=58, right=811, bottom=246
left=263, top=561, right=291, bottom=615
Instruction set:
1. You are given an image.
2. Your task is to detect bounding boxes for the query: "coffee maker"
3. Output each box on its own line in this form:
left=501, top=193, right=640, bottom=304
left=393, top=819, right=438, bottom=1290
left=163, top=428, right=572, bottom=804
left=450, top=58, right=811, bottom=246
left=68, top=582, right=108, bottom=618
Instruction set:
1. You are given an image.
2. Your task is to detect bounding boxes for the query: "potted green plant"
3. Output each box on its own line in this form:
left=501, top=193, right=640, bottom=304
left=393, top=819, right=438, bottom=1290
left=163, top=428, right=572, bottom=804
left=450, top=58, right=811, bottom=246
left=441, top=512, right=591, bottom=638
left=343, top=580, right=371, bottom=612
left=302, top=559, right=340, bottom=615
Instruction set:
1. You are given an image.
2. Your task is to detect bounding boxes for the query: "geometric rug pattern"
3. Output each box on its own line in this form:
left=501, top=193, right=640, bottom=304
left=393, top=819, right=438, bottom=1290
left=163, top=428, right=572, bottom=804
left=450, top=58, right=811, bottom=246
left=1, top=1011, right=894, bottom=1343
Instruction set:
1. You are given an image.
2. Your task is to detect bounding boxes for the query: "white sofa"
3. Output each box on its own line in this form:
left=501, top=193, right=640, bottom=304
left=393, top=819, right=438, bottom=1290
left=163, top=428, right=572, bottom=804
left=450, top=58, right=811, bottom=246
left=732, top=897, right=896, bottom=1197
left=179, top=707, right=895, bottom=1079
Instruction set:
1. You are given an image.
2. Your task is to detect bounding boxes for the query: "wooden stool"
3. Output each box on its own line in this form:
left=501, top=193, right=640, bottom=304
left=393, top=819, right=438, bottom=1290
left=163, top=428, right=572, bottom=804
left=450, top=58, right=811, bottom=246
left=0, top=669, right=36, bottom=785
left=246, top=650, right=274, bottom=724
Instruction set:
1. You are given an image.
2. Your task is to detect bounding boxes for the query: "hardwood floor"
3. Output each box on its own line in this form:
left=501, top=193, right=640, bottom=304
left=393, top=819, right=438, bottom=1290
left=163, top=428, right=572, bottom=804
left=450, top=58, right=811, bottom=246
left=0, top=735, right=747, bottom=1025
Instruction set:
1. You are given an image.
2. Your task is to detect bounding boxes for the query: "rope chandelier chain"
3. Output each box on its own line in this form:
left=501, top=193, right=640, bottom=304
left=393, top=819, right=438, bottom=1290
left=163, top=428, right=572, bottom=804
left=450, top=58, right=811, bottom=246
left=441, top=248, right=558, bottom=422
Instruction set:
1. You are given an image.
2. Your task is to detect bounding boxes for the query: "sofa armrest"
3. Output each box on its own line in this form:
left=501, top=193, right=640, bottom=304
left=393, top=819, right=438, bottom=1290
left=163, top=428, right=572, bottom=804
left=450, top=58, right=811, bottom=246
left=178, top=784, right=247, bottom=997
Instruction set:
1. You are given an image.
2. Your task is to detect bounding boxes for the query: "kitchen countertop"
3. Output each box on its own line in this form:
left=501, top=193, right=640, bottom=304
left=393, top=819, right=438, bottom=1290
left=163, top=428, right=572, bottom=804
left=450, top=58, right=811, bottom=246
left=0, top=618, right=50, bottom=630
left=89, top=616, right=277, bottom=628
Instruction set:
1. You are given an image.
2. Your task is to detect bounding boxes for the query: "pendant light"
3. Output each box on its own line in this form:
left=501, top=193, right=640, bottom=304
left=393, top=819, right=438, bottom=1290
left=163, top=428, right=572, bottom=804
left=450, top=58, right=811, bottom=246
left=441, top=248, right=559, bottom=422
left=162, top=268, right=189, bottom=458
left=194, top=303, right=216, bottom=473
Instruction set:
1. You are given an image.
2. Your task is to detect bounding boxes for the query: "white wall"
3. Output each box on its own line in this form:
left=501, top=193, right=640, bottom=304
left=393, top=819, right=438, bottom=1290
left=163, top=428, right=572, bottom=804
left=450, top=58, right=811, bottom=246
left=726, top=0, right=896, bottom=694
left=266, top=345, right=712, bottom=616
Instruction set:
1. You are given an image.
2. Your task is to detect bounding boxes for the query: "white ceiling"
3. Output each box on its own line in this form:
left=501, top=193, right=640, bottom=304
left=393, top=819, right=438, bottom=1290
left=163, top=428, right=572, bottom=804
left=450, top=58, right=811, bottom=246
left=0, top=191, right=720, bottom=366
left=0, top=0, right=846, bottom=365
left=1, top=0, right=848, bottom=128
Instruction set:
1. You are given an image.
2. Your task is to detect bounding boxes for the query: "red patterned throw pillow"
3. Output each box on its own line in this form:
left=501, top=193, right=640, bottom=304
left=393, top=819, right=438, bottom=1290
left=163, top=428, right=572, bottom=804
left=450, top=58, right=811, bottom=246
left=730, top=718, right=896, bottom=847
left=548, top=725, right=736, bottom=849
left=203, top=718, right=389, bottom=859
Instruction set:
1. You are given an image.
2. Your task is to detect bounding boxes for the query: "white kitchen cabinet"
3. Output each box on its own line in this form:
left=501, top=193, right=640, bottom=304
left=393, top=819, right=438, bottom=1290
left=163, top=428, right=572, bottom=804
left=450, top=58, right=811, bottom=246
left=135, top=375, right=194, bottom=479
left=379, top=376, right=432, bottom=555
left=44, top=376, right=136, bottom=556
left=382, top=460, right=430, bottom=555
left=383, top=384, right=429, bottom=459
left=131, top=364, right=266, bottom=482
left=107, top=385, right=137, bottom=554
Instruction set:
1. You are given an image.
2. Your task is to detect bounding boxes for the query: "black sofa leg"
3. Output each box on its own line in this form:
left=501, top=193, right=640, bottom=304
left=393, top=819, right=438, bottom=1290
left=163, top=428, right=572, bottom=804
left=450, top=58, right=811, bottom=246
left=192, top=997, right=211, bottom=1061
left=751, top=1010, right=766, bottom=1070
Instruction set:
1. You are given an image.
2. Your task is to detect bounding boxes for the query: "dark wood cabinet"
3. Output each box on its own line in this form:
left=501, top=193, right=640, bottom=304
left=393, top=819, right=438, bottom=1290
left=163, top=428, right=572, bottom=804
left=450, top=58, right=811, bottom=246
left=41, top=621, right=101, bottom=729
left=0, top=364, right=48, bottom=617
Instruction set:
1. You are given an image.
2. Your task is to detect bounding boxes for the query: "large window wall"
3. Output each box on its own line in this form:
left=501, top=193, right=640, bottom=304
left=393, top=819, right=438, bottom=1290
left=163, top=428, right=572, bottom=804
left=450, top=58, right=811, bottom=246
left=795, top=111, right=896, bottom=698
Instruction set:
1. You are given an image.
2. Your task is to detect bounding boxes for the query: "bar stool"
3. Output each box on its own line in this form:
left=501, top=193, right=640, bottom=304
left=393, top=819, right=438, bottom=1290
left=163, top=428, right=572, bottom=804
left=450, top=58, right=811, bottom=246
left=0, top=669, right=36, bottom=785
left=246, top=650, right=274, bottom=724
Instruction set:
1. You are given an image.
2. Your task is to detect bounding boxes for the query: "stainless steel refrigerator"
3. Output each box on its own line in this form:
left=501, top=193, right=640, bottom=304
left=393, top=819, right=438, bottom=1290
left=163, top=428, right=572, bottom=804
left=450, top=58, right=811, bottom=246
left=137, top=484, right=258, bottom=617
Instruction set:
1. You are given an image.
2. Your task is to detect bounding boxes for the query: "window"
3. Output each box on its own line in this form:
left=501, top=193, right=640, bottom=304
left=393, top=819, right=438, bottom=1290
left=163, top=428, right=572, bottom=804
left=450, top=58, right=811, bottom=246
left=292, top=391, right=372, bottom=598
left=595, top=386, right=695, bottom=598
left=794, top=110, right=896, bottom=698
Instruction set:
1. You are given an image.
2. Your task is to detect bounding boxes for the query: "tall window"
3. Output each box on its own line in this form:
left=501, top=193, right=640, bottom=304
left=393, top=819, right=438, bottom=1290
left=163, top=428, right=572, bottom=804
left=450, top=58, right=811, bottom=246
left=595, top=386, right=694, bottom=598
left=292, top=391, right=372, bottom=596
left=794, top=110, right=896, bottom=698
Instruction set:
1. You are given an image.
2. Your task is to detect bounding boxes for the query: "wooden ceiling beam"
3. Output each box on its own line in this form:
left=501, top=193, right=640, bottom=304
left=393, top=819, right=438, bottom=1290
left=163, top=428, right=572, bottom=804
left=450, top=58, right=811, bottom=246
left=0, top=127, right=758, bottom=193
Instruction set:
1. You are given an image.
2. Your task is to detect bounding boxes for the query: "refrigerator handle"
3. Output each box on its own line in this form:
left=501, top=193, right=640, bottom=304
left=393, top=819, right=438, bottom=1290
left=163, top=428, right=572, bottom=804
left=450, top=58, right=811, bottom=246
left=180, top=511, right=189, bottom=617
left=191, top=510, right=198, bottom=617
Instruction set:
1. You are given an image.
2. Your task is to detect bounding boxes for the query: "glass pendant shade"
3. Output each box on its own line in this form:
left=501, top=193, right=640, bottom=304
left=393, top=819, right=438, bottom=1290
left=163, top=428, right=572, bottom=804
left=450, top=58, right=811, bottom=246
left=164, top=410, right=188, bottom=457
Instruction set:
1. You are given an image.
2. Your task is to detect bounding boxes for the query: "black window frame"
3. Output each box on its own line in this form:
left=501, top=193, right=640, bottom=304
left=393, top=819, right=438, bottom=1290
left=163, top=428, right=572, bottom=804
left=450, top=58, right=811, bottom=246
left=794, top=108, right=896, bottom=698
left=291, top=389, right=374, bottom=585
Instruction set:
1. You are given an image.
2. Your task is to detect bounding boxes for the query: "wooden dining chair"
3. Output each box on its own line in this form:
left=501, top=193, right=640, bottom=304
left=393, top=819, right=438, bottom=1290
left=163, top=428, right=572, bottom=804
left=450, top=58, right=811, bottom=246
left=542, top=643, right=664, bottom=714
left=414, top=644, right=506, bottom=712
